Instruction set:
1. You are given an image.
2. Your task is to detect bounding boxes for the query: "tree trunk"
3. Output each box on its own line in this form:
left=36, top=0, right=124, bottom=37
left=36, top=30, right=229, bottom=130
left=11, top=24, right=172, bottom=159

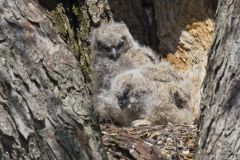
left=0, top=0, right=109, bottom=159
left=198, top=0, right=240, bottom=159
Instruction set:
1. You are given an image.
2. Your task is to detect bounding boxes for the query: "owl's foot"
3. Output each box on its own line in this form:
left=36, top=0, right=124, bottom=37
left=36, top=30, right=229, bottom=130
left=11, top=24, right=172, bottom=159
left=131, top=119, right=152, bottom=127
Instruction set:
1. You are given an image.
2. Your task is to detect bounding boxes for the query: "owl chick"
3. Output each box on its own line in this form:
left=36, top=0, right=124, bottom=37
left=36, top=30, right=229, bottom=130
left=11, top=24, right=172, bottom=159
left=94, top=61, right=193, bottom=127
left=90, top=22, right=159, bottom=93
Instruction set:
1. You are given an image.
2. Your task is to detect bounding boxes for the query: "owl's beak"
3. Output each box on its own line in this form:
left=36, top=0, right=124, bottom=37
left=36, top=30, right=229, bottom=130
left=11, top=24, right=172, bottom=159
left=111, top=48, right=117, bottom=59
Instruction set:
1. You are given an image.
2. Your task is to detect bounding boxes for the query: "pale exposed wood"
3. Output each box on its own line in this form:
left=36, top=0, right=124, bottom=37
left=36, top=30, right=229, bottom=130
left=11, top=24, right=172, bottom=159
left=152, top=0, right=215, bottom=119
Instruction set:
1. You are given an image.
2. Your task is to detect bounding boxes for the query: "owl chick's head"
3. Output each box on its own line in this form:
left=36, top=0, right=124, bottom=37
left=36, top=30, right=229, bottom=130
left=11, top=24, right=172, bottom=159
left=90, top=22, right=135, bottom=60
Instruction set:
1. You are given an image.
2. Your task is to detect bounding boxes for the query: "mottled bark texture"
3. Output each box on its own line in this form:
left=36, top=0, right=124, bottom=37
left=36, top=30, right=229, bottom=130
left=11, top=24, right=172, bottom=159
left=38, top=0, right=111, bottom=84
left=0, top=0, right=109, bottom=159
left=198, top=0, right=240, bottom=159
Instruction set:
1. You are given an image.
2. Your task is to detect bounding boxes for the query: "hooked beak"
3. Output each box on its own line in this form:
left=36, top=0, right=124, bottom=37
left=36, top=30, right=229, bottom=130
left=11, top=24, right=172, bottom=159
left=111, top=48, right=117, bottom=60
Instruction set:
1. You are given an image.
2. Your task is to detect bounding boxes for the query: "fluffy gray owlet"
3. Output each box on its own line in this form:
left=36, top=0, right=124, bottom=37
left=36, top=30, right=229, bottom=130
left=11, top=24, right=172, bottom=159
left=90, top=22, right=159, bottom=93
left=95, top=61, right=193, bottom=127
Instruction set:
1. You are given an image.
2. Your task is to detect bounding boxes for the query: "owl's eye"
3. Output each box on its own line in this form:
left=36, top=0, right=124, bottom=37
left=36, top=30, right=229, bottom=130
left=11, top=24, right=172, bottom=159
left=117, top=41, right=124, bottom=49
left=97, top=41, right=111, bottom=51
left=121, top=36, right=126, bottom=40
left=117, top=36, right=126, bottom=49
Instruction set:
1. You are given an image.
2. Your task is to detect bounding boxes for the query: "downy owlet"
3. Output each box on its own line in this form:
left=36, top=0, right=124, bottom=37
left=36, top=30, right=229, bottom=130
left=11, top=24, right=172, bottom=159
left=90, top=22, right=159, bottom=94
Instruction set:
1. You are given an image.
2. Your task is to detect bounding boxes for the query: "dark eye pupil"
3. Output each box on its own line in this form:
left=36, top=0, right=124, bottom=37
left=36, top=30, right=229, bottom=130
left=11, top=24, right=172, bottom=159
left=102, top=45, right=110, bottom=50
left=117, top=41, right=124, bottom=49
left=98, top=41, right=110, bottom=51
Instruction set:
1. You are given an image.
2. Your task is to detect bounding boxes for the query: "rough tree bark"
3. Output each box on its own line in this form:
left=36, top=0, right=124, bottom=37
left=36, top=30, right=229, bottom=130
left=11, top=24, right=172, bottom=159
left=198, top=0, right=240, bottom=159
left=0, top=0, right=110, bottom=159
